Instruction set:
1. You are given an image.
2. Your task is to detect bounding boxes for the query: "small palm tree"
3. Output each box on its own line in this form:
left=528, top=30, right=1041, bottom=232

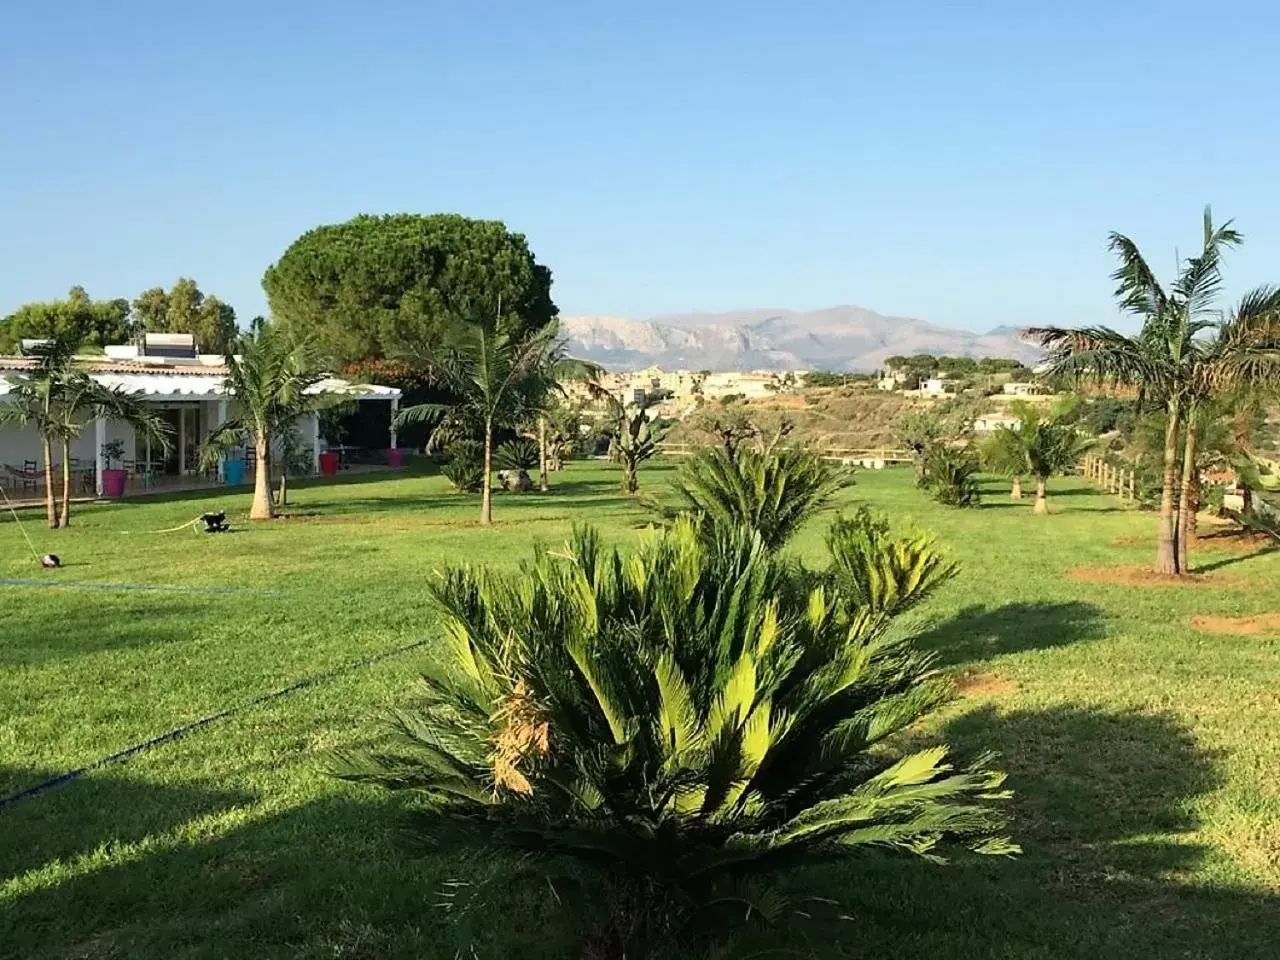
left=338, top=519, right=1014, bottom=958
left=981, top=404, right=1093, bottom=514
left=395, top=306, right=562, bottom=524
left=603, top=392, right=663, bottom=494
left=1029, top=208, right=1280, bottom=573
left=531, top=355, right=602, bottom=492
left=200, top=326, right=330, bottom=521
left=0, top=339, right=169, bottom=528
left=921, top=443, right=981, bottom=507
left=665, top=445, right=850, bottom=549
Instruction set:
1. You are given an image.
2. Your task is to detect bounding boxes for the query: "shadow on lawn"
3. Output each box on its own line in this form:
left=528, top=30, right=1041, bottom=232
left=915, top=600, right=1106, bottom=665
left=8, top=705, right=1276, bottom=960
left=0, top=595, right=209, bottom=666
left=764, top=704, right=1280, bottom=960
left=0, top=767, right=257, bottom=883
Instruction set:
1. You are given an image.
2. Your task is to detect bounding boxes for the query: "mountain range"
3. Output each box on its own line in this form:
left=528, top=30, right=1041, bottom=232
left=559, top=306, right=1041, bottom=372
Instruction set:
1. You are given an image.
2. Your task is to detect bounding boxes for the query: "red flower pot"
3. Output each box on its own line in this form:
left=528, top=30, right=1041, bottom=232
left=101, top=468, right=128, bottom=498
left=387, top=447, right=405, bottom=468
left=318, top=451, right=340, bottom=478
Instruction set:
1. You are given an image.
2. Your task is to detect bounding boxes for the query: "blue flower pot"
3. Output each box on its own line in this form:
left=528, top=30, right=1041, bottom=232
left=223, top=457, right=245, bottom=485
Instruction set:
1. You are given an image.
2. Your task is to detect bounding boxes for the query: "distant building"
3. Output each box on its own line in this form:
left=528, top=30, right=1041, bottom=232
left=920, top=378, right=954, bottom=396
left=973, top=414, right=1022, bottom=435
left=1002, top=381, right=1040, bottom=396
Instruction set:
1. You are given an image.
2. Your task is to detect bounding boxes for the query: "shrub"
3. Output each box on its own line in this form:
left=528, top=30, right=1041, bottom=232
left=338, top=521, right=1015, bottom=958
left=442, top=439, right=483, bottom=493
left=494, top=437, right=540, bottom=472
left=665, top=446, right=851, bottom=549
left=922, top=443, right=982, bottom=507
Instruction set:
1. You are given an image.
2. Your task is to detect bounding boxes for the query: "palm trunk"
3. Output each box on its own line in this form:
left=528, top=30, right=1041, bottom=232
left=250, top=432, right=274, bottom=520
left=1033, top=477, right=1048, bottom=514
left=1010, top=476, right=1023, bottom=500
left=1177, top=408, right=1198, bottom=574
left=481, top=421, right=493, bottom=525
left=1155, top=400, right=1181, bottom=575
left=1242, top=484, right=1254, bottom=517
left=538, top=415, right=549, bottom=492
left=58, top=438, right=72, bottom=528
left=42, top=436, right=59, bottom=529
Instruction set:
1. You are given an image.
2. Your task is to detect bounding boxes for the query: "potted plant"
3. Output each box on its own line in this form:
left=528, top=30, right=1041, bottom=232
left=100, top=439, right=128, bottom=498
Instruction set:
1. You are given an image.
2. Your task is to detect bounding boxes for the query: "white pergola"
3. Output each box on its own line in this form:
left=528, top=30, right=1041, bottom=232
left=1, top=370, right=401, bottom=495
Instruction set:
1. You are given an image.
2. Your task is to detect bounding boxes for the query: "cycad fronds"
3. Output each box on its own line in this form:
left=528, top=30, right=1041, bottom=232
left=666, top=446, right=851, bottom=550
left=338, top=519, right=1014, bottom=957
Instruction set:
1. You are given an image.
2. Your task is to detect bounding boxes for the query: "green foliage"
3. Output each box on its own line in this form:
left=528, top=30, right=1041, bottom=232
left=666, top=446, right=850, bottom=549
left=263, top=214, right=557, bottom=365
left=337, top=520, right=1013, bottom=957
left=826, top=506, right=958, bottom=618
left=442, top=440, right=484, bottom=493
left=605, top=395, right=664, bottom=494
left=130, top=278, right=237, bottom=353
left=921, top=444, right=982, bottom=507
left=199, top=325, right=332, bottom=519
left=494, top=438, right=540, bottom=472
left=0, top=286, right=134, bottom=353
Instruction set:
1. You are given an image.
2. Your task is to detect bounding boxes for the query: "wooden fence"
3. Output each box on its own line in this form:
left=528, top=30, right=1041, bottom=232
left=658, top=443, right=913, bottom=467
left=1080, top=454, right=1138, bottom=502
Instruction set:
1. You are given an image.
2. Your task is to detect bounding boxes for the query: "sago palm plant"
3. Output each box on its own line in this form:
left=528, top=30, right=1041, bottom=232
left=338, top=518, right=1016, bottom=959
left=921, top=443, right=981, bottom=507
left=664, top=445, right=850, bottom=549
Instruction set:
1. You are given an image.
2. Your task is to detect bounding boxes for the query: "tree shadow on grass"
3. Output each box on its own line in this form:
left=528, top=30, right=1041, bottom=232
left=914, top=601, right=1107, bottom=666
left=0, top=767, right=257, bottom=883
left=2, top=787, right=572, bottom=960
left=759, top=704, right=1280, bottom=959
left=0, top=595, right=210, bottom=666
left=1190, top=545, right=1279, bottom=574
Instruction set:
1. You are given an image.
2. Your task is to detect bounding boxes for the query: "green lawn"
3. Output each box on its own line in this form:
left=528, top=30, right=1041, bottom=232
left=2, top=462, right=1279, bottom=958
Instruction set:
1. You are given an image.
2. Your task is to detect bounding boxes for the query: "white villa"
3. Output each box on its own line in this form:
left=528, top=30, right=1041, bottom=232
left=0, top=334, right=402, bottom=499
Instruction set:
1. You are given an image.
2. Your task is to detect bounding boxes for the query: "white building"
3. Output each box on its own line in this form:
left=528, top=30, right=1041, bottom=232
left=1002, top=381, right=1040, bottom=396
left=920, top=378, right=954, bottom=396
left=0, top=335, right=401, bottom=497
left=972, top=414, right=1022, bottom=435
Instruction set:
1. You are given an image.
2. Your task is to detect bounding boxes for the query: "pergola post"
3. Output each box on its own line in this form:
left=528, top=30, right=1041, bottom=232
left=94, top=416, right=106, bottom=496
left=215, top=398, right=228, bottom=480
left=311, top=412, right=322, bottom=475
left=178, top=407, right=187, bottom=476
left=389, top=396, right=399, bottom=451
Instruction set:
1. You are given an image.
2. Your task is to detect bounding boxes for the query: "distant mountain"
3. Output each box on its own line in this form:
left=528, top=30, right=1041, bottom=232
left=559, top=306, right=1040, bottom=372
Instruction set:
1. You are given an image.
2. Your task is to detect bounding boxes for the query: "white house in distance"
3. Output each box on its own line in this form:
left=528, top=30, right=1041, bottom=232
left=972, top=413, right=1022, bottom=435
left=0, top=334, right=401, bottom=498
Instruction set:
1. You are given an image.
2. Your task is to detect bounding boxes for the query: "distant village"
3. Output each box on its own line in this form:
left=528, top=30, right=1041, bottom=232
left=561, top=354, right=1053, bottom=436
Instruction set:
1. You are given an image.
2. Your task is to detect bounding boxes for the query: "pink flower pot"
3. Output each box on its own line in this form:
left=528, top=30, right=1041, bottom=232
left=319, top=451, right=340, bottom=478
left=101, top=468, right=128, bottom=498
left=387, top=447, right=405, bottom=468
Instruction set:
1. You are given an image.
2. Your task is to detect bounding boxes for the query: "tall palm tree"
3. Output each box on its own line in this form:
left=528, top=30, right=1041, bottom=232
left=1028, top=208, right=1262, bottom=573
left=201, top=326, right=330, bottom=521
left=395, top=306, right=561, bottom=525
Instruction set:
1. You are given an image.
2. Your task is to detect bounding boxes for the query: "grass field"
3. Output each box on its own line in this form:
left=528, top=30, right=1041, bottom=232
left=2, top=461, right=1279, bottom=959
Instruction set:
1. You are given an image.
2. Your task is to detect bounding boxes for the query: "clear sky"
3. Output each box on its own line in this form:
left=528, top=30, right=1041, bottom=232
left=2, top=1, right=1278, bottom=333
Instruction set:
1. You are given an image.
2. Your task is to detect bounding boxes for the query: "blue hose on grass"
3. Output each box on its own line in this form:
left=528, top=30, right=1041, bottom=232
left=0, top=637, right=431, bottom=812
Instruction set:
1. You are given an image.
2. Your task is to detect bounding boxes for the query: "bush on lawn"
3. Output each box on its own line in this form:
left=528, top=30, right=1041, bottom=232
left=339, top=499, right=1015, bottom=957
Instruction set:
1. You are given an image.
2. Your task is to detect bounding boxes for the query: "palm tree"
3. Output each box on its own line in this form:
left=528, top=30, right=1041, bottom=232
left=982, top=404, right=1093, bottom=514
left=337, top=518, right=1014, bottom=958
left=50, top=373, right=169, bottom=527
left=603, top=390, right=663, bottom=494
left=394, top=306, right=561, bottom=524
left=1027, top=207, right=1280, bottom=573
left=664, top=445, right=850, bottom=549
left=0, top=347, right=65, bottom=527
left=0, top=340, right=168, bottom=528
left=530, top=354, right=602, bottom=492
left=200, top=326, right=330, bottom=521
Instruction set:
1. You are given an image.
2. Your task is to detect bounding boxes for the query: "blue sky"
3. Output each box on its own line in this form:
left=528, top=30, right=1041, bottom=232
left=2, top=1, right=1278, bottom=333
